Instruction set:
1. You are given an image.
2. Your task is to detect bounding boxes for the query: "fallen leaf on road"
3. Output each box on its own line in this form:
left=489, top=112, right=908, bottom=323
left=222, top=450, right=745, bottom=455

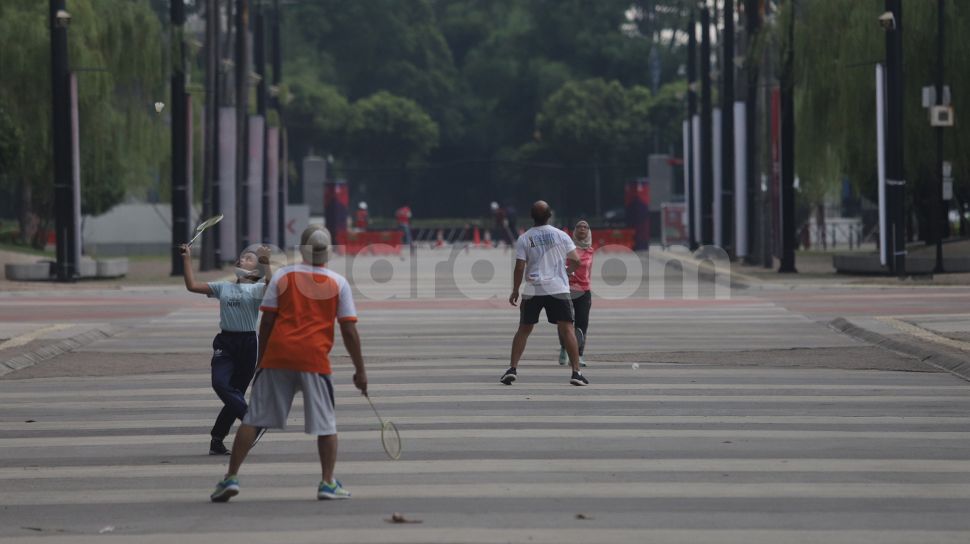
left=385, top=512, right=422, bottom=524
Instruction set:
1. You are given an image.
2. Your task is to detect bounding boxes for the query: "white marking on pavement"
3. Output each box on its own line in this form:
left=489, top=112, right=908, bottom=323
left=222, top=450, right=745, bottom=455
left=3, top=428, right=969, bottom=449
left=0, top=529, right=969, bottom=544
left=3, top=415, right=967, bottom=432
left=4, top=458, right=970, bottom=481
left=4, top=394, right=969, bottom=411
left=0, top=324, right=73, bottom=349
left=1, top=382, right=965, bottom=400
left=6, top=482, right=970, bottom=505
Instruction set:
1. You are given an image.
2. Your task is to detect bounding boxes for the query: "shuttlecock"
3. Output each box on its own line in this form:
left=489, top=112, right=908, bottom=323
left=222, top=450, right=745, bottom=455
left=154, top=102, right=165, bottom=114
left=631, top=363, right=640, bottom=370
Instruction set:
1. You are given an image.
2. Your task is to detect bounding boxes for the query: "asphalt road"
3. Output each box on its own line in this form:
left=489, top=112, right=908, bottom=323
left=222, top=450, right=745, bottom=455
left=2, top=248, right=970, bottom=543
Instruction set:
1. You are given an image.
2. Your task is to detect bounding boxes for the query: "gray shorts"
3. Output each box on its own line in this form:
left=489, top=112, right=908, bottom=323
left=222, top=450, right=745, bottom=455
left=243, top=368, right=337, bottom=436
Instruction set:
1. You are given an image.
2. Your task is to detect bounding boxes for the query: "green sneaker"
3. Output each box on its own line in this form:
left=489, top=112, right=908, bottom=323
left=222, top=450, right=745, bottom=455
left=318, top=479, right=351, bottom=500
left=558, top=347, right=567, bottom=365
left=210, top=475, right=239, bottom=502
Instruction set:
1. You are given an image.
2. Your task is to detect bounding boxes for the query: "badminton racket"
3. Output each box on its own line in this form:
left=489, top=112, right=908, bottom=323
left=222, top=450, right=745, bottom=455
left=364, top=394, right=401, bottom=460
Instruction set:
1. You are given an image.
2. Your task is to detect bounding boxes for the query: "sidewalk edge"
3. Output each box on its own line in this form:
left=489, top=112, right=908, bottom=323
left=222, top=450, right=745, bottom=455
left=829, top=317, right=970, bottom=383
left=0, top=325, right=118, bottom=377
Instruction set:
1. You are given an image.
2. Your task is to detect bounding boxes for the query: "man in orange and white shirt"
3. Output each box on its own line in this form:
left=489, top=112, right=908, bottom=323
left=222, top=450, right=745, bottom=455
left=210, top=225, right=368, bottom=503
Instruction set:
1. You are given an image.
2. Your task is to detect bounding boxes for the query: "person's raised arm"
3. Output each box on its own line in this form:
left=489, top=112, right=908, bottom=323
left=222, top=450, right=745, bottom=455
left=178, top=244, right=213, bottom=295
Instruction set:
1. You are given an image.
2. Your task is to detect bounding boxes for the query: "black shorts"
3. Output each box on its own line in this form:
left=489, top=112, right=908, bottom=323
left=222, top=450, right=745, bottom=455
left=520, top=294, right=574, bottom=324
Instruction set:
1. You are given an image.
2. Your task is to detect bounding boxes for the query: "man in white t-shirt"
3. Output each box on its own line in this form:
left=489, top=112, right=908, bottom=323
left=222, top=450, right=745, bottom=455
left=502, top=201, right=589, bottom=386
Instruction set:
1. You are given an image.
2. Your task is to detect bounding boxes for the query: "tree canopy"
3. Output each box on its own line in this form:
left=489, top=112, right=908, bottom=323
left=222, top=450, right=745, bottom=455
left=0, top=0, right=165, bottom=245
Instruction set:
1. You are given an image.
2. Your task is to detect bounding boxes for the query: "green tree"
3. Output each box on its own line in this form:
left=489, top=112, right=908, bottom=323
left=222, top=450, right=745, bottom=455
left=0, top=0, right=165, bottom=247
left=344, top=91, right=439, bottom=212
left=282, top=0, right=461, bottom=141
left=793, top=0, right=970, bottom=238
left=283, top=81, right=350, bottom=160
left=527, top=78, right=653, bottom=216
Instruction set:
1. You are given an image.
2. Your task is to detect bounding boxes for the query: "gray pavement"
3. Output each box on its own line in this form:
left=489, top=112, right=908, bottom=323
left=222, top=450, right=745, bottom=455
left=1, top=248, right=970, bottom=543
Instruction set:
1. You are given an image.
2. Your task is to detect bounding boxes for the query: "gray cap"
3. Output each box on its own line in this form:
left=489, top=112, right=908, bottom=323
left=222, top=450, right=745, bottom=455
left=300, top=224, right=331, bottom=265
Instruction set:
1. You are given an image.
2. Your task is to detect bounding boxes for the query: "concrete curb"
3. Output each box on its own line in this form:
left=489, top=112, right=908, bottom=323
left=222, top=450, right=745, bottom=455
left=829, top=317, right=970, bottom=382
left=648, top=249, right=748, bottom=290
left=0, top=325, right=118, bottom=377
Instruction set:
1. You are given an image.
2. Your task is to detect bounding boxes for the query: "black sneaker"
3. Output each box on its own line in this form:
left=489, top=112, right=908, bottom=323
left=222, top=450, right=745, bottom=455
left=500, top=367, right=517, bottom=385
left=569, top=371, right=589, bottom=386
left=209, top=437, right=230, bottom=455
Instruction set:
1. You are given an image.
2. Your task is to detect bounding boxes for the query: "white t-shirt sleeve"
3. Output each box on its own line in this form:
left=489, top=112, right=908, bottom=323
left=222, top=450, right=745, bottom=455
left=336, top=276, right=357, bottom=322
left=207, top=281, right=224, bottom=299
left=260, top=270, right=282, bottom=312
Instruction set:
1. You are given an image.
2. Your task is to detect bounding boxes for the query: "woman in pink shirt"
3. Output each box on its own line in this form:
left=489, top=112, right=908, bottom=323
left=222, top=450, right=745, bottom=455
left=559, top=220, right=594, bottom=366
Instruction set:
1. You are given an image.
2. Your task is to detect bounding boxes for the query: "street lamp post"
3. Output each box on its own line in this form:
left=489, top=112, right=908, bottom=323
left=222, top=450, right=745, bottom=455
left=721, top=0, right=735, bottom=257
left=700, top=4, right=714, bottom=245
left=201, top=0, right=221, bottom=270
left=170, top=0, right=189, bottom=276
left=884, top=0, right=906, bottom=277
left=933, top=0, right=945, bottom=274
left=235, top=0, right=250, bottom=254
left=255, top=1, right=269, bottom=243
left=50, top=0, right=78, bottom=282
left=686, top=8, right=697, bottom=250
left=778, top=0, right=796, bottom=273
left=272, top=0, right=286, bottom=249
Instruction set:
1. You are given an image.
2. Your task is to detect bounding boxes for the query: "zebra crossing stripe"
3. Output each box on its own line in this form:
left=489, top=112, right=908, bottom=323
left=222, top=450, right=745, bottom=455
left=7, top=482, right=970, bottom=506
left=3, top=458, right=970, bottom=481
left=2, top=428, right=970, bottom=449
left=1, top=529, right=969, bottom=544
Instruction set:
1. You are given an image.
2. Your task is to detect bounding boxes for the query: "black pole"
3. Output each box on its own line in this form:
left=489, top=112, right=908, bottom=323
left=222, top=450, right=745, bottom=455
left=235, top=0, right=250, bottom=254
left=50, top=0, right=76, bottom=281
left=721, top=0, right=735, bottom=256
left=700, top=5, right=714, bottom=245
left=201, top=0, right=220, bottom=270
left=687, top=8, right=697, bottom=250
left=255, top=2, right=269, bottom=243
left=171, top=0, right=188, bottom=276
left=743, top=0, right=761, bottom=265
left=273, top=0, right=285, bottom=249
left=934, top=0, right=945, bottom=273
left=778, top=0, right=796, bottom=273
left=885, top=0, right=906, bottom=276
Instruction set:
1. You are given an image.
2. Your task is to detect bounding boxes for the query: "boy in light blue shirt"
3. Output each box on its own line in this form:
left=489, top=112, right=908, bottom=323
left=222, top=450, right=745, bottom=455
left=179, top=244, right=270, bottom=455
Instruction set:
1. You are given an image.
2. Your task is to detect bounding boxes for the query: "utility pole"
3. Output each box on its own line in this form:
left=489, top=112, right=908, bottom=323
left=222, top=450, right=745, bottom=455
left=272, top=0, right=285, bottom=249
left=700, top=4, right=714, bottom=245
left=171, top=0, right=189, bottom=276
left=235, top=0, right=250, bottom=254
left=201, top=0, right=221, bottom=270
left=721, top=0, right=735, bottom=256
left=933, top=0, right=945, bottom=273
left=778, top=0, right=796, bottom=273
left=687, top=8, right=697, bottom=250
left=884, top=0, right=906, bottom=277
left=255, top=1, right=269, bottom=243
left=50, top=1, right=77, bottom=281
left=743, top=0, right=761, bottom=265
